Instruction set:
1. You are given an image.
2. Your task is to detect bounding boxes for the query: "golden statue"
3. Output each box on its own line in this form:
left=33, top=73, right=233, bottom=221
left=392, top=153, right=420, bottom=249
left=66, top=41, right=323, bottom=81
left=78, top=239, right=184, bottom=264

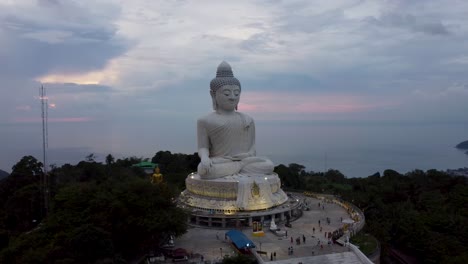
left=151, top=166, right=163, bottom=184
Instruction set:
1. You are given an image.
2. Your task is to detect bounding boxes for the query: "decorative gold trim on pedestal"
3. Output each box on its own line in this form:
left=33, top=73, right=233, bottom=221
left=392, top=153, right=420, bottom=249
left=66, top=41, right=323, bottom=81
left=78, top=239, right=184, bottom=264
left=182, top=173, right=288, bottom=211
left=251, top=181, right=260, bottom=198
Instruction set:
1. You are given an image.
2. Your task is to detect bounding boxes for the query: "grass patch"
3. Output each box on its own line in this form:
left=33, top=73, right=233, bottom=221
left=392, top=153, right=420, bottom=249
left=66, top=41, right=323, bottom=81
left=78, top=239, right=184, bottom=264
left=350, top=233, right=378, bottom=256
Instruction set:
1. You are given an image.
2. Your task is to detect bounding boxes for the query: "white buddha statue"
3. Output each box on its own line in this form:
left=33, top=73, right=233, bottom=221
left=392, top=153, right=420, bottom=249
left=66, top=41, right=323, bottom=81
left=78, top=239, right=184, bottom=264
left=197, top=61, right=274, bottom=179
left=181, top=61, right=288, bottom=211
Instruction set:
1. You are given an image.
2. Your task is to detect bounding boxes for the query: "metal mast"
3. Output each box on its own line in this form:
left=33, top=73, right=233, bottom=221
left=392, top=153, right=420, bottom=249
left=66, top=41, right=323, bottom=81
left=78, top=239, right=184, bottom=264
left=40, top=85, right=49, bottom=215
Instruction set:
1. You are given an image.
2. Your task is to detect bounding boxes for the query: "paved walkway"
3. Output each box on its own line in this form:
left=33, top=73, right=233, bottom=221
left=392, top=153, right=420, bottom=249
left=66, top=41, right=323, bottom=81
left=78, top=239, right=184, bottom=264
left=173, top=195, right=355, bottom=264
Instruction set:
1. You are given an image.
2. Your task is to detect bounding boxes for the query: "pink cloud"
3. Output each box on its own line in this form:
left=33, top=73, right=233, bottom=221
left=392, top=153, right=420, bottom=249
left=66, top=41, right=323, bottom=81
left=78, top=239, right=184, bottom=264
left=237, top=103, right=259, bottom=112
left=15, top=105, right=32, bottom=111
left=13, top=117, right=93, bottom=123
left=238, top=91, right=393, bottom=114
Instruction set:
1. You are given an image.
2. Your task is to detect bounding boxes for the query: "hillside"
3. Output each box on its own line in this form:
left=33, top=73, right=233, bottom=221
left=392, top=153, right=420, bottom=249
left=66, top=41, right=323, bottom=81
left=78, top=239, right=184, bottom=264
left=0, top=169, right=9, bottom=180
left=455, top=140, right=468, bottom=149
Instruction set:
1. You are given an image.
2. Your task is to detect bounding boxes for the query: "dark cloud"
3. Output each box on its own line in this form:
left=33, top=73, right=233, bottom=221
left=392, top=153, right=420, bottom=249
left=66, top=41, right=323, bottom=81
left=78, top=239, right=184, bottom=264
left=276, top=8, right=347, bottom=34
left=367, top=13, right=450, bottom=35
left=417, top=22, right=449, bottom=35
left=0, top=23, right=129, bottom=79
left=0, top=2, right=131, bottom=80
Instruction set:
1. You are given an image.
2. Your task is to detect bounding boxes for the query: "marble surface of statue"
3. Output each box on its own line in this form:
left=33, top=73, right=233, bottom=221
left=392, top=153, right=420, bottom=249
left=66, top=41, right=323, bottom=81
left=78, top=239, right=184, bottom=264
left=180, top=61, right=288, bottom=212
left=197, top=61, right=274, bottom=179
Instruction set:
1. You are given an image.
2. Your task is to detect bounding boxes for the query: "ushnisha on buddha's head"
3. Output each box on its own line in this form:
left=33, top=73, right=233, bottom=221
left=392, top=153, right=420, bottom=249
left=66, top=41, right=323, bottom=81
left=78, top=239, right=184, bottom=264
left=210, top=61, right=241, bottom=112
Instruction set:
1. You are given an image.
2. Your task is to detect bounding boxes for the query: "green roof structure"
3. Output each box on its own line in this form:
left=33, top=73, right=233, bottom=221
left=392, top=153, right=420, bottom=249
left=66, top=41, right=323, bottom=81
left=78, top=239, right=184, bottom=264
left=131, top=161, right=158, bottom=169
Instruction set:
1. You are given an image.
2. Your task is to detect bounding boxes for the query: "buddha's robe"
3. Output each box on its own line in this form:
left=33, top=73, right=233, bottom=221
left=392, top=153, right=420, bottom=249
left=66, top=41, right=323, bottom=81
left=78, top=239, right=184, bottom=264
left=197, top=112, right=274, bottom=179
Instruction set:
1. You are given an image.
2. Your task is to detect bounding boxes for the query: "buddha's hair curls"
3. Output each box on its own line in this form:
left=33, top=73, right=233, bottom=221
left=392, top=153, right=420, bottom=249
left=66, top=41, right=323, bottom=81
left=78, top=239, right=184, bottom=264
left=210, top=61, right=241, bottom=92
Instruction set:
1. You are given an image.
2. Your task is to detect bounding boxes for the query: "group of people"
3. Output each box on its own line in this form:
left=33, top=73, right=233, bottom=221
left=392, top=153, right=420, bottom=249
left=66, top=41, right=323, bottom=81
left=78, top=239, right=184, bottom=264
left=288, top=246, right=294, bottom=255
left=318, top=202, right=326, bottom=210
left=290, top=234, right=307, bottom=245
left=269, top=252, right=277, bottom=260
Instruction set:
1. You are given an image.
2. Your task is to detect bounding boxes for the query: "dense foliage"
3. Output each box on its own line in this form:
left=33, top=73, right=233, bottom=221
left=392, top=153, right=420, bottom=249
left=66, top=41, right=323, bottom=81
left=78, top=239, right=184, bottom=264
left=1, top=151, right=466, bottom=263
left=221, top=253, right=257, bottom=264
left=0, top=153, right=189, bottom=263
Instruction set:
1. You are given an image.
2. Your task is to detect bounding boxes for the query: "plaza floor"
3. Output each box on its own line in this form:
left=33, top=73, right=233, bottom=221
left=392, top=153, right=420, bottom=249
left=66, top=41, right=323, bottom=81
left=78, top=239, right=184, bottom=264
left=172, top=194, right=362, bottom=264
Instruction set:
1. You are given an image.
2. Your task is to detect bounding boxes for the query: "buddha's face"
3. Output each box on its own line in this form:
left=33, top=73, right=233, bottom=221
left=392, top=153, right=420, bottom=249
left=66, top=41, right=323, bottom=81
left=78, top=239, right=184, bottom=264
left=214, top=85, right=240, bottom=112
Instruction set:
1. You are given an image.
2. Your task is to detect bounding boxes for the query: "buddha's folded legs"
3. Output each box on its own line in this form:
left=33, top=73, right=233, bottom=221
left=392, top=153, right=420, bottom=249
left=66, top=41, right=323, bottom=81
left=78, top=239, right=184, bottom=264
left=198, top=157, right=275, bottom=179
left=198, top=161, right=242, bottom=179
left=241, top=157, right=274, bottom=175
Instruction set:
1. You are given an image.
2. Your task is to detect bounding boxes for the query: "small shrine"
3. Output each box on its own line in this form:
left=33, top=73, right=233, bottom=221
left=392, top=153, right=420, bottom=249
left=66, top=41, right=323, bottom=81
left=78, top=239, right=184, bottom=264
left=151, top=166, right=164, bottom=184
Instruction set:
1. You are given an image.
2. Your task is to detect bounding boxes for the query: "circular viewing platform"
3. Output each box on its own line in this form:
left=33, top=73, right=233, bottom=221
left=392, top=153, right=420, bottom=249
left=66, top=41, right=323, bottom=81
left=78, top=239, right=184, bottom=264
left=178, top=195, right=302, bottom=229
left=172, top=193, right=371, bottom=264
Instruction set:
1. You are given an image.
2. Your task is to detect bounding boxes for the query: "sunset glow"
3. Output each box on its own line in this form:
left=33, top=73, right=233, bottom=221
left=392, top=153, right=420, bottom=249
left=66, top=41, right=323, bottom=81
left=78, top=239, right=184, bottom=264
left=239, top=92, right=389, bottom=114
left=14, top=117, right=92, bottom=123
left=37, top=71, right=106, bottom=85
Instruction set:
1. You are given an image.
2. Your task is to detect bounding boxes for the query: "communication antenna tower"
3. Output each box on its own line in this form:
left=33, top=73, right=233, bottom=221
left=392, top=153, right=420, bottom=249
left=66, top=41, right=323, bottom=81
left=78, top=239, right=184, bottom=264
left=40, top=85, right=49, bottom=215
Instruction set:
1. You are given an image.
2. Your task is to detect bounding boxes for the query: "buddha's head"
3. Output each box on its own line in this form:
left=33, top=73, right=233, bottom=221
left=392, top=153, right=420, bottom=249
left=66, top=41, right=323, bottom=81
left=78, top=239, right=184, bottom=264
left=210, top=61, right=241, bottom=111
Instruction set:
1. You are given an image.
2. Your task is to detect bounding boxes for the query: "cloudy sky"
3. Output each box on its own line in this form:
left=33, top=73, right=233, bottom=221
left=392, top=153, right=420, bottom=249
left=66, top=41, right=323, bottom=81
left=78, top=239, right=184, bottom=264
left=1, top=0, right=467, bottom=173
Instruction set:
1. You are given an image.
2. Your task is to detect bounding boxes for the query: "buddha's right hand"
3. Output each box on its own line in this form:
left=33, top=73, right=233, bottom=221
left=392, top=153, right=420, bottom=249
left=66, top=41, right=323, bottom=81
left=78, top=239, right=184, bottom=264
left=198, top=157, right=212, bottom=175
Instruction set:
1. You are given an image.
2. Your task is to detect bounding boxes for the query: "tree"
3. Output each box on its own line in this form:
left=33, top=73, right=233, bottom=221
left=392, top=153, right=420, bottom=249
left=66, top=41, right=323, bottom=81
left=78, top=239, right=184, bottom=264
left=222, top=254, right=256, bottom=264
left=105, top=154, right=115, bottom=166
left=11, top=156, right=43, bottom=176
left=274, top=164, right=305, bottom=189
left=114, top=156, right=143, bottom=167
left=85, top=153, right=97, bottom=162
left=1, top=174, right=188, bottom=263
left=67, top=225, right=114, bottom=262
left=324, top=169, right=346, bottom=183
left=4, top=184, right=42, bottom=232
left=151, top=151, right=173, bottom=172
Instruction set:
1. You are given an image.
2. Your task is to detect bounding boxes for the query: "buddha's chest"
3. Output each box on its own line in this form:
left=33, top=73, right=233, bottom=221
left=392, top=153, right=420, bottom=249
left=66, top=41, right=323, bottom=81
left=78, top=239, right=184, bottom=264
left=205, top=114, right=246, bottom=134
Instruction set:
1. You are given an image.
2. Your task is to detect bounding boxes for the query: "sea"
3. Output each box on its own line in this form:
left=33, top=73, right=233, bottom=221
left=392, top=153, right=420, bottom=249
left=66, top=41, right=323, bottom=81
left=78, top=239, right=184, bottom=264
left=2, top=121, right=466, bottom=178
left=258, top=121, right=468, bottom=178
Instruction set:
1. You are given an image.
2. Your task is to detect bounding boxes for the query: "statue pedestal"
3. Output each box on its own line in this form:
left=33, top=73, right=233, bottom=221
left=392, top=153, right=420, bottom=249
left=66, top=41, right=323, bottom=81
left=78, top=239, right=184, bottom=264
left=180, top=173, right=288, bottom=212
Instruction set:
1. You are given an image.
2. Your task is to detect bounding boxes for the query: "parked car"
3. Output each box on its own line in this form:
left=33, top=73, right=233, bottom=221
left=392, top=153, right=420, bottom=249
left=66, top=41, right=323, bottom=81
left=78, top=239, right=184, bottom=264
left=172, top=248, right=189, bottom=262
